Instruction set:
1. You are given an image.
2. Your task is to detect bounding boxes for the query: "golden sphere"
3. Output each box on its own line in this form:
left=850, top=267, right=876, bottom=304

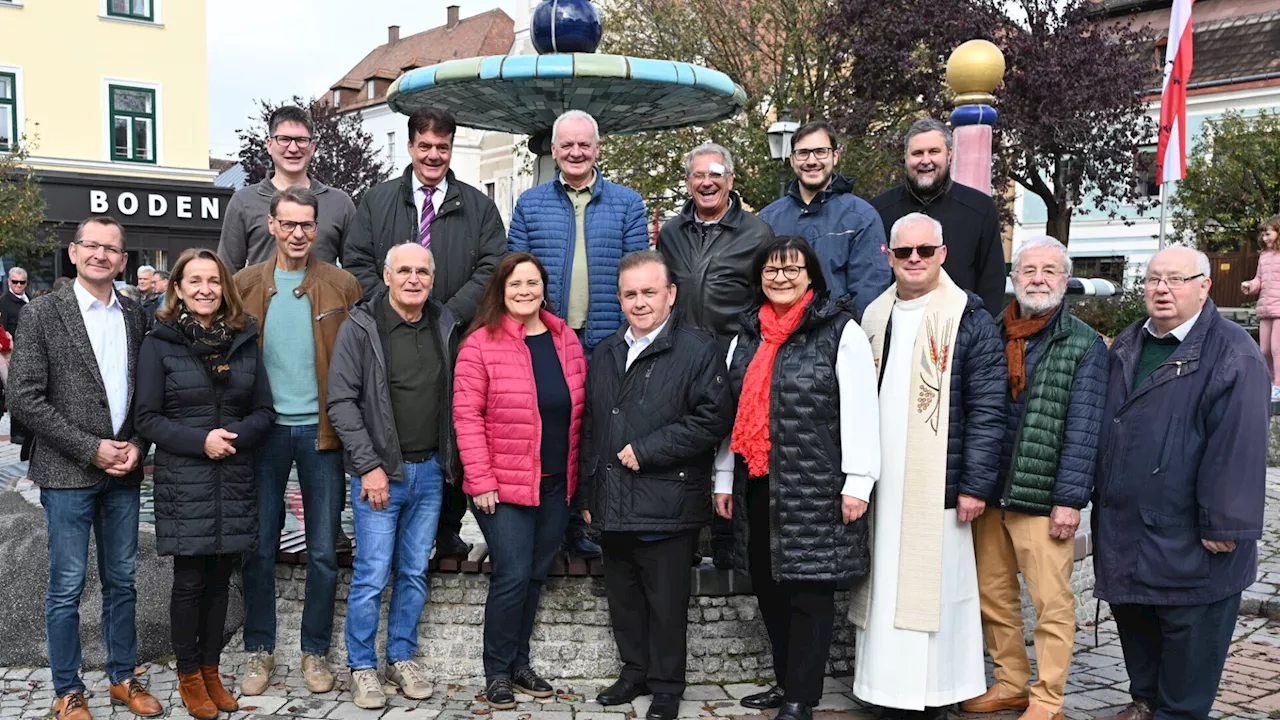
left=946, top=40, right=1005, bottom=97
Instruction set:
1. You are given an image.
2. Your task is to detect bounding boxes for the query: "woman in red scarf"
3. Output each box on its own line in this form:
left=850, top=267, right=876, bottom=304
left=713, top=236, right=881, bottom=720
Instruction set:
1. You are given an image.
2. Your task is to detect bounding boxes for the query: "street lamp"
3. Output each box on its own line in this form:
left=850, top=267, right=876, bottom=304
left=767, top=107, right=799, bottom=200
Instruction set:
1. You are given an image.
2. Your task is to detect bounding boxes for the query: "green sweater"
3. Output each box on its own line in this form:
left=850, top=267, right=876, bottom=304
left=263, top=268, right=320, bottom=425
left=1134, top=332, right=1181, bottom=389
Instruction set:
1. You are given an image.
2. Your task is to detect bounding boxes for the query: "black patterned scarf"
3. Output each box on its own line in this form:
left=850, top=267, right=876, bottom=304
left=176, top=307, right=235, bottom=380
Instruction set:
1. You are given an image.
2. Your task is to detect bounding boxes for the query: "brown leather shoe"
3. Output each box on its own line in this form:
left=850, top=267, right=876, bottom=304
left=109, top=678, right=163, bottom=718
left=1096, top=700, right=1153, bottom=720
left=1018, top=704, right=1065, bottom=720
left=959, top=684, right=1031, bottom=713
left=177, top=670, right=218, bottom=720
left=54, top=692, right=92, bottom=720
left=200, top=666, right=239, bottom=713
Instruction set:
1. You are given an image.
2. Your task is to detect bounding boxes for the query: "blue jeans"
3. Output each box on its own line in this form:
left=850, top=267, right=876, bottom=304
left=41, top=477, right=141, bottom=696
left=345, top=457, right=444, bottom=669
left=241, top=424, right=345, bottom=656
left=473, top=474, right=570, bottom=680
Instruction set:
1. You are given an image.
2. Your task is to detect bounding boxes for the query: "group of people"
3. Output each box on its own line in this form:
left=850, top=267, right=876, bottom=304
left=7, top=102, right=1269, bottom=720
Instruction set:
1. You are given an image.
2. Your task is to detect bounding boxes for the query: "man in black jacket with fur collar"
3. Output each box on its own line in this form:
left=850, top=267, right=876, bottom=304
left=581, top=251, right=733, bottom=720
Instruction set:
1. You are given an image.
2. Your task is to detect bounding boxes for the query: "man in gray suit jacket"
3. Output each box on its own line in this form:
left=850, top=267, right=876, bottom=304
left=8, top=217, right=163, bottom=720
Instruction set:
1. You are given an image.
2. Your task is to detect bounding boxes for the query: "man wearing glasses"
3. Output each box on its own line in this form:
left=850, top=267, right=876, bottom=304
left=218, top=106, right=356, bottom=270
left=759, top=121, right=890, bottom=320
left=1093, top=247, right=1268, bottom=720
left=962, top=235, right=1108, bottom=720
left=871, top=118, right=1006, bottom=318
left=0, top=266, right=30, bottom=336
left=233, top=186, right=364, bottom=698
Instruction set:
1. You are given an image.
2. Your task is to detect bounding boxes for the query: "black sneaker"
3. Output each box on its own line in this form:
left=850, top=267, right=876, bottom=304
left=512, top=668, right=553, bottom=698
left=485, top=677, right=516, bottom=710
left=436, top=532, right=472, bottom=559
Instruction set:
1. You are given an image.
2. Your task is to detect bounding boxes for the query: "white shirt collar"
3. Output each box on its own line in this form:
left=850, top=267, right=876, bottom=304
left=412, top=170, right=447, bottom=199
left=625, top=314, right=672, bottom=349
left=1144, top=311, right=1202, bottom=341
left=73, top=279, right=119, bottom=312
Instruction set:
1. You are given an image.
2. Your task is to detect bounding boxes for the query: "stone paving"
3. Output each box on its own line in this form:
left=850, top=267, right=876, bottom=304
left=4, top=421, right=1280, bottom=720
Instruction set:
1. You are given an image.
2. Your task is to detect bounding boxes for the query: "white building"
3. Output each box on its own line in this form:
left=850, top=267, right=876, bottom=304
left=328, top=3, right=540, bottom=226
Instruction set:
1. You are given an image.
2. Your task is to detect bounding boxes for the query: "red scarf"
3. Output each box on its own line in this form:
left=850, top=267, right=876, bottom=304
left=1002, top=298, right=1056, bottom=400
left=731, top=290, right=815, bottom=478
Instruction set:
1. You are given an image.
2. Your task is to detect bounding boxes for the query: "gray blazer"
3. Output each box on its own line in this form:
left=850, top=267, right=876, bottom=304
left=8, top=282, right=149, bottom=489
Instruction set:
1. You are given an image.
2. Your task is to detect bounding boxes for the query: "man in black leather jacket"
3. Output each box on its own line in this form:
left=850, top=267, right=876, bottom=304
left=657, top=142, right=772, bottom=568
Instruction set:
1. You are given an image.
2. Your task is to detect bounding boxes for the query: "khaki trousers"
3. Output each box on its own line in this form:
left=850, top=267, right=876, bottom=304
left=973, top=510, right=1076, bottom=713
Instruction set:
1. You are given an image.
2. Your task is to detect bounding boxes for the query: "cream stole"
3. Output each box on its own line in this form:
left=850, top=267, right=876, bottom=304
left=849, top=269, right=968, bottom=633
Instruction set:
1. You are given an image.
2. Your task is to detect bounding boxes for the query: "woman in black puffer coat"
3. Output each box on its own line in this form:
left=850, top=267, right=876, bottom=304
left=134, top=248, right=274, bottom=720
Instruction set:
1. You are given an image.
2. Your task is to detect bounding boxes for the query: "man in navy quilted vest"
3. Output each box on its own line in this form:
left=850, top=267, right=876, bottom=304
left=963, top=235, right=1108, bottom=720
left=509, top=109, right=650, bottom=559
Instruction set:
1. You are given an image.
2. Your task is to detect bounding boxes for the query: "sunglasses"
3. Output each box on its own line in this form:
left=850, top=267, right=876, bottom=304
left=890, top=244, right=942, bottom=260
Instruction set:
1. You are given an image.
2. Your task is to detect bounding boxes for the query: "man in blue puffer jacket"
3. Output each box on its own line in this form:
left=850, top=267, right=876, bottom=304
left=509, top=110, right=649, bottom=560
left=509, top=110, right=649, bottom=353
left=760, top=121, right=891, bottom=320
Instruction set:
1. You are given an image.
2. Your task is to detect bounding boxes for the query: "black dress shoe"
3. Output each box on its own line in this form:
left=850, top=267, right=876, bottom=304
left=512, top=668, right=553, bottom=698
left=712, top=546, right=734, bottom=570
left=647, top=693, right=680, bottom=720
left=596, top=678, right=649, bottom=706
left=776, top=701, right=813, bottom=720
left=435, top=532, right=472, bottom=559
left=568, top=535, right=602, bottom=560
left=740, top=686, right=785, bottom=710
left=921, top=705, right=951, bottom=720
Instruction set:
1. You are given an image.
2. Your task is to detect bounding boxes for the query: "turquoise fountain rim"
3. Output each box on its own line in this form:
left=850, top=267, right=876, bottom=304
left=386, top=53, right=749, bottom=135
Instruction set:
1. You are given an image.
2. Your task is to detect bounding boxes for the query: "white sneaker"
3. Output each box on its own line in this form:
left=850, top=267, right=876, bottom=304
left=240, top=651, right=275, bottom=696
left=350, top=669, right=386, bottom=709
left=386, top=660, right=434, bottom=700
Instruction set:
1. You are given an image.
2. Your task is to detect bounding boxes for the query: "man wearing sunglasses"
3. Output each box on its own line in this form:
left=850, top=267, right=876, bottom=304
left=0, top=266, right=30, bottom=336
left=218, top=106, right=357, bottom=270
left=871, top=118, right=1006, bottom=319
left=759, top=121, right=890, bottom=320
left=1093, top=247, right=1268, bottom=720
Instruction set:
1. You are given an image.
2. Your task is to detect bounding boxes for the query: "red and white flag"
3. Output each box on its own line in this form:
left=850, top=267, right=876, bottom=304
left=1157, top=0, right=1194, bottom=184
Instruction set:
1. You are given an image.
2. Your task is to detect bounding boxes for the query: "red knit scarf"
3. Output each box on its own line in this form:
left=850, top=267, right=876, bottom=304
left=731, top=290, right=815, bottom=478
left=1003, top=298, right=1056, bottom=400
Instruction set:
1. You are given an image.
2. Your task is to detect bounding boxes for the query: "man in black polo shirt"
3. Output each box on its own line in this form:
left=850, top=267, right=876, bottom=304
left=327, top=242, right=458, bottom=709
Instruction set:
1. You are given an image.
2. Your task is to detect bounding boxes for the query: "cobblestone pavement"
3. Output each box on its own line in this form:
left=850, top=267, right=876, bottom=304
left=4, top=441, right=1280, bottom=719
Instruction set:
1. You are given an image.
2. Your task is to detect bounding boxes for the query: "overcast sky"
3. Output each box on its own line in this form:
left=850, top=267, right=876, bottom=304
left=206, top=0, right=523, bottom=159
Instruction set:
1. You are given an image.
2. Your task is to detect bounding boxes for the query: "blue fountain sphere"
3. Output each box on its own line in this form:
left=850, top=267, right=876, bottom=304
left=530, top=0, right=603, bottom=54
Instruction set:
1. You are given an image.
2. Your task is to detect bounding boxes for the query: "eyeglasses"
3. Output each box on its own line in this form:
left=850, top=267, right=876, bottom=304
left=73, top=240, right=124, bottom=258
left=270, top=134, right=313, bottom=149
left=688, top=172, right=727, bottom=182
left=273, top=219, right=318, bottom=234
left=762, top=265, right=806, bottom=280
left=890, top=244, right=942, bottom=260
left=1015, top=266, right=1063, bottom=279
left=1144, top=273, right=1205, bottom=288
left=389, top=267, right=433, bottom=279
left=791, top=147, right=833, bottom=161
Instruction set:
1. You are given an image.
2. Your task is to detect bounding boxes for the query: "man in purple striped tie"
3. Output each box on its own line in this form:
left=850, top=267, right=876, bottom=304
left=342, top=107, right=507, bottom=560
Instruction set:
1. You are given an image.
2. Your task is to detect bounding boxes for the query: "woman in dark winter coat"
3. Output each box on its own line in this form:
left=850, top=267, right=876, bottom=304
left=134, top=248, right=274, bottom=720
left=712, top=236, right=881, bottom=720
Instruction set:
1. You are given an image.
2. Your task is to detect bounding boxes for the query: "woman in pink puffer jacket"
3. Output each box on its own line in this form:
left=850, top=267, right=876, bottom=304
left=1242, top=215, right=1280, bottom=385
left=452, top=252, right=587, bottom=709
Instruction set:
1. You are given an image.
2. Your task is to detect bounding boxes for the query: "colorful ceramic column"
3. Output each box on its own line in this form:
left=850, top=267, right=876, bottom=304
left=945, top=40, right=1005, bottom=196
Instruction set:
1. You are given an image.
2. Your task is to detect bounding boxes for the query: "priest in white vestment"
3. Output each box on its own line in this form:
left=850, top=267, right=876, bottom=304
left=849, top=212, right=1008, bottom=716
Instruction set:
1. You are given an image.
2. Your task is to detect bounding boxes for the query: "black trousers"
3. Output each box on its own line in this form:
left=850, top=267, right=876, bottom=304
left=601, top=531, right=698, bottom=695
left=1111, top=593, right=1241, bottom=720
left=436, top=480, right=468, bottom=539
left=171, top=554, right=237, bottom=673
left=747, top=479, right=836, bottom=704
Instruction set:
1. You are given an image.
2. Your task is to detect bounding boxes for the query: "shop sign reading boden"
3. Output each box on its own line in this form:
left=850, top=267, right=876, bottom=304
left=88, top=189, right=222, bottom=221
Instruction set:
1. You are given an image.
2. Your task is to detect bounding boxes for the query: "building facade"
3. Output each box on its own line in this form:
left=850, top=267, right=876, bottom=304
left=328, top=4, right=538, bottom=227
left=0, top=0, right=228, bottom=287
left=1012, top=0, right=1280, bottom=297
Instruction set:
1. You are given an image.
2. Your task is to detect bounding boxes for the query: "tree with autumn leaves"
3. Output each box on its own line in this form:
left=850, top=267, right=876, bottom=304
left=0, top=135, right=57, bottom=263
left=599, top=0, right=1158, bottom=245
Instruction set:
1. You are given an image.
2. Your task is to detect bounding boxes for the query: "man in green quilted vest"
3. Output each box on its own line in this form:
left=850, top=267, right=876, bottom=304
left=961, top=236, right=1109, bottom=720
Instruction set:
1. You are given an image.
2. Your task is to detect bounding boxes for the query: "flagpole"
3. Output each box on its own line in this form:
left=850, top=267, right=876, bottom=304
left=1158, top=182, right=1168, bottom=250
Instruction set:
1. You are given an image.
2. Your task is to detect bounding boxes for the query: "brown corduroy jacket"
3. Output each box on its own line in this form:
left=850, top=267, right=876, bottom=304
left=235, top=253, right=363, bottom=451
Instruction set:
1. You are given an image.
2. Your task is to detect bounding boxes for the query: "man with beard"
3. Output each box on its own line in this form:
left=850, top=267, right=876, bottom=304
left=759, top=121, right=890, bottom=319
left=871, top=118, right=1006, bottom=318
left=962, top=236, right=1108, bottom=720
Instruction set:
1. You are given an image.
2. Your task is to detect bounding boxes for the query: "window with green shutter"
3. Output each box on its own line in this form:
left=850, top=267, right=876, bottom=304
left=109, top=85, right=157, bottom=164
left=106, top=0, right=153, bottom=21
